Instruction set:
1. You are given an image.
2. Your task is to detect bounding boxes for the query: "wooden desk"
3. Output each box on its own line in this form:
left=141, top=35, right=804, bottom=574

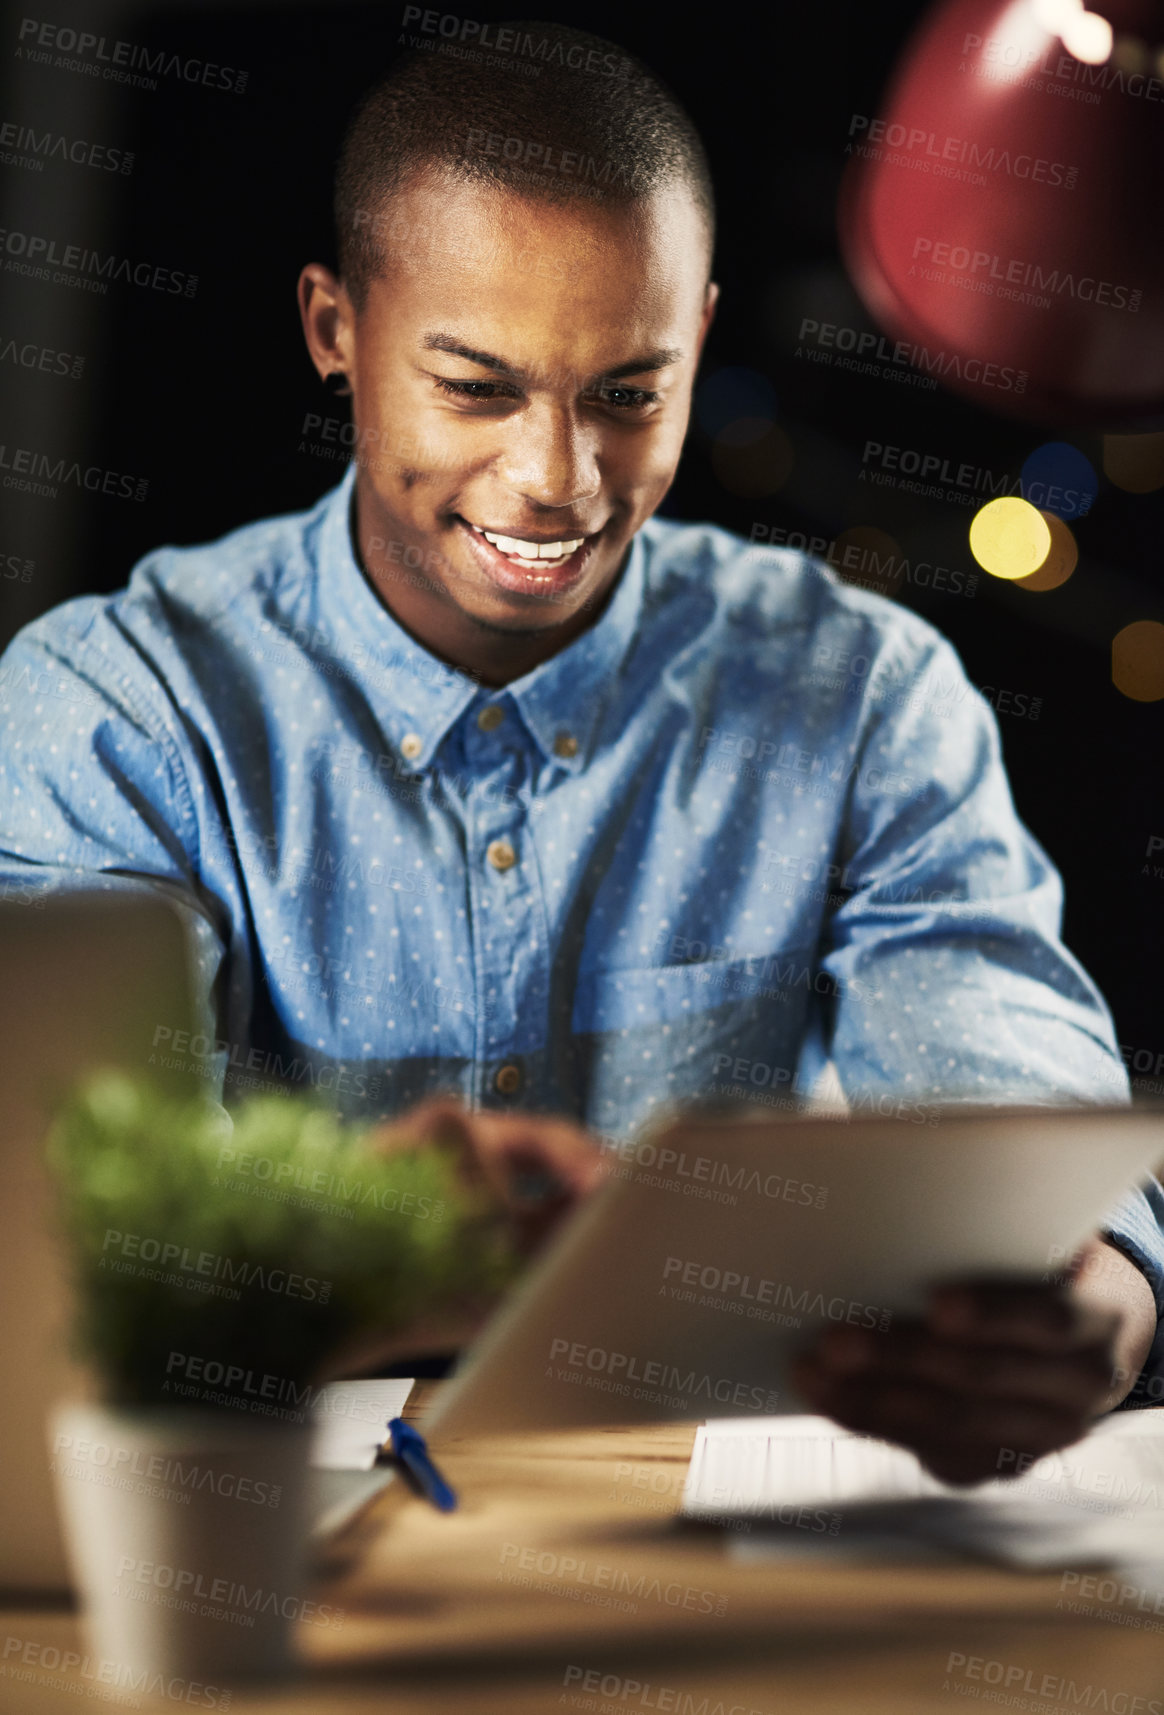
left=5, top=1392, right=1164, bottom=1714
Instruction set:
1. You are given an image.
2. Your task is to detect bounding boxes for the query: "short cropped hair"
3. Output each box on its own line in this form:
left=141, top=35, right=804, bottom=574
left=334, top=20, right=715, bottom=310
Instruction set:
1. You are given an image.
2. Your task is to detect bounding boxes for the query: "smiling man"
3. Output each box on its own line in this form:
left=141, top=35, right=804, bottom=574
left=304, top=54, right=716, bottom=687
left=1, top=23, right=1162, bottom=1479
left=301, top=186, right=710, bottom=683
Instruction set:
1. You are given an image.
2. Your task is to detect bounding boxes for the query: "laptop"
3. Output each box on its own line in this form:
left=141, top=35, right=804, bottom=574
left=0, top=890, right=417, bottom=1591
left=0, top=888, right=201, bottom=1595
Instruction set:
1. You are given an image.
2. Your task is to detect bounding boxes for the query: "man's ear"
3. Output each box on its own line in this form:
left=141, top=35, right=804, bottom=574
left=297, top=263, right=355, bottom=384
left=696, top=280, right=720, bottom=365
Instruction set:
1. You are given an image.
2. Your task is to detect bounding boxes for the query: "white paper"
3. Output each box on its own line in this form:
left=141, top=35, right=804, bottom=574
left=305, top=1468, right=399, bottom=1541
left=682, top=1412, right=1164, bottom=1569
left=308, top=1379, right=415, bottom=1471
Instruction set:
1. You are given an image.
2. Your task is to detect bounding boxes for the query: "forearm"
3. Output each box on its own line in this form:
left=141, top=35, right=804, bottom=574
left=1071, top=1237, right=1158, bottom=1411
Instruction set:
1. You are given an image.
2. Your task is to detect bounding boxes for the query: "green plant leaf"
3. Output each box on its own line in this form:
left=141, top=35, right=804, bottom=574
left=46, top=1071, right=518, bottom=1411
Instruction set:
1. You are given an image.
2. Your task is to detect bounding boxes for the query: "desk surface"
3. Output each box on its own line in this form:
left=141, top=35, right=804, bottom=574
left=5, top=1391, right=1164, bottom=1714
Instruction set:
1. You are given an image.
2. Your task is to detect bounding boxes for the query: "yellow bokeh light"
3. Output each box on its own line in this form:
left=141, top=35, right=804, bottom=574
left=1112, top=621, right=1164, bottom=702
left=968, top=497, right=1052, bottom=580
left=1103, top=432, right=1164, bottom=494
left=1014, top=511, right=1078, bottom=592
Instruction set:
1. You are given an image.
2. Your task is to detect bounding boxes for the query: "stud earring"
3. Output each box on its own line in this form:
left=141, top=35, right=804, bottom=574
left=322, top=369, right=352, bottom=397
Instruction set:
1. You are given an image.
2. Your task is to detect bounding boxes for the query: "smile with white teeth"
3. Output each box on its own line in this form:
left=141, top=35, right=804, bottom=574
left=469, top=521, right=585, bottom=572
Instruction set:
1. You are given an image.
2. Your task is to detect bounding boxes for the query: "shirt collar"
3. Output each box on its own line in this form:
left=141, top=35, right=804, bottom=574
left=506, top=534, right=646, bottom=774
left=320, top=464, right=481, bottom=770
left=318, top=462, right=648, bottom=774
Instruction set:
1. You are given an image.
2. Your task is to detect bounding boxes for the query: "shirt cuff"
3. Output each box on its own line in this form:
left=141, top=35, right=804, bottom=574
left=1101, top=1176, right=1164, bottom=1411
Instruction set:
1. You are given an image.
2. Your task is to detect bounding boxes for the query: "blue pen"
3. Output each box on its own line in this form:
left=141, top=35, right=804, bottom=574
left=385, top=1417, right=458, bottom=1513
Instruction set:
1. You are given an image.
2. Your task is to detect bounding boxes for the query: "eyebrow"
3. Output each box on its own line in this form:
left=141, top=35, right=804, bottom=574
left=420, top=332, right=684, bottom=385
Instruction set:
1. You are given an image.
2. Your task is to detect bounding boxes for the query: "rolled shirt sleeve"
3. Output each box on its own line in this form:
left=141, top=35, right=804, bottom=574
left=818, top=626, right=1164, bottom=1408
left=1100, top=1179, right=1164, bottom=1409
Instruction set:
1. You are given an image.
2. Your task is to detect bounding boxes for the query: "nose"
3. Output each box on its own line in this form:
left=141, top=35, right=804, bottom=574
left=497, top=399, right=602, bottom=511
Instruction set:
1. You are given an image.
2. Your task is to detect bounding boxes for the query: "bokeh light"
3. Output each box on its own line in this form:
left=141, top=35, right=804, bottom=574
left=1019, top=441, right=1098, bottom=522
left=695, top=367, right=778, bottom=439
left=1103, top=432, right=1164, bottom=494
left=832, top=526, right=904, bottom=599
left=968, top=497, right=1052, bottom=581
left=1061, top=9, right=1113, bottom=63
left=1112, top=621, right=1164, bottom=702
left=1014, top=511, right=1078, bottom=592
left=711, top=420, right=794, bottom=497
left=1032, top=0, right=1082, bottom=30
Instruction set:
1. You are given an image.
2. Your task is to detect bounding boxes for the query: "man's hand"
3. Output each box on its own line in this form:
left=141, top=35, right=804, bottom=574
left=1070, top=1235, right=1159, bottom=1411
left=370, top=1095, right=610, bottom=1256
left=790, top=1237, right=1157, bottom=1485
left=332, top=1097, right=609, bottom=1375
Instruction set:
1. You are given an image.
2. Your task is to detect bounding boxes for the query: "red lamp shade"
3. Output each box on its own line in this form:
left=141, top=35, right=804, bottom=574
left=838, top=0, right=1164, bottom=422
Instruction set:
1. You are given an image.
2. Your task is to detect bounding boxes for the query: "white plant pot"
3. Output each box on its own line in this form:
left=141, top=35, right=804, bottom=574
left=49, top=1403, right=314, bottom=1686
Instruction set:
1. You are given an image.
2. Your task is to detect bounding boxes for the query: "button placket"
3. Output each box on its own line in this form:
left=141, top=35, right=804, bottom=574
left=463, top=699, right=551, bottom=1108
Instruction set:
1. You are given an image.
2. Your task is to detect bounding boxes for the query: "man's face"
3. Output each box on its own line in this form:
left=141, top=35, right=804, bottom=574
left=304, top=169, right=715, bottom=675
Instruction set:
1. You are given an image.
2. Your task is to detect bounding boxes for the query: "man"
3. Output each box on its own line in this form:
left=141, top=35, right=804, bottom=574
left=1, top=24, right=1161, bottom=1482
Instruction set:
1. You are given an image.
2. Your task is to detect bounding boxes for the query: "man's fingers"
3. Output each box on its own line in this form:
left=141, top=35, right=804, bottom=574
left=472, top=1111, right=610, bottom=1201
left=791, top=1358, right=1094, bottom=1485
left=368, top=1095, right=472, bottom=1150
left=369, top=1098, right=606, bottom=1199
left=814, top=1322, right=1115, bottom=1412
left=466, top=1113, right=610, bottom=1253
left=927, top=1280, right=1119, bottom=1351
left=792, top=1277, right=1130, bottom=1482
left=365, top=1096, right=493, bottom=1189
left=364, top=1097, right=607, bottom=1255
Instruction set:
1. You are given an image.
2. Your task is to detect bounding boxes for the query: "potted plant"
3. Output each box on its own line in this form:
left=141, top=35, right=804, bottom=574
left=45, top=1071, right=515, bottom=1686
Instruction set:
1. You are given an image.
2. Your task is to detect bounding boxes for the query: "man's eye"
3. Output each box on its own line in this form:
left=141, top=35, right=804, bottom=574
left=434, top=378, right=518, bottom=402
left=592, top=386, right=659, bottom=411
left=432, top=377, right=659, bottom=411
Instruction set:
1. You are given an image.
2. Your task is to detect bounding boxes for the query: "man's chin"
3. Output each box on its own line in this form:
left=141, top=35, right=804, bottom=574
left=458, top=599, right=588, bottom=639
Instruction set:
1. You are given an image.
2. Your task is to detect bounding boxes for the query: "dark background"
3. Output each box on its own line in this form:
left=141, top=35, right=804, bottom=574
left=0, top=0, right=1160, bottom=1059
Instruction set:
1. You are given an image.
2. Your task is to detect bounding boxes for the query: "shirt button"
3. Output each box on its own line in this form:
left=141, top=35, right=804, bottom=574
left=486, top=838, right=517, bottom=872
left=400, top=732, right=423, bottom=761
left=553, top=732, right=579, bottom=759
left=477, top=704, right=504, bottom=732
left=494, top=1063, right=522, bottom=1095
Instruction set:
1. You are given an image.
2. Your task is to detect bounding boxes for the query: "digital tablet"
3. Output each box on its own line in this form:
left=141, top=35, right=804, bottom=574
left=425, top=1103, right=1164, bottom=1444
